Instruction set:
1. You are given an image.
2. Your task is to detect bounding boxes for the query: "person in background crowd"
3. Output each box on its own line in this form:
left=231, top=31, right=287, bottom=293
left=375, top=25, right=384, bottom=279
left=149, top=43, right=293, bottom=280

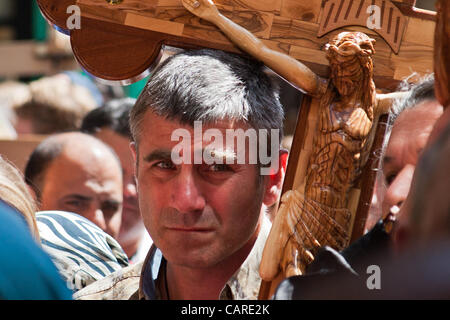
left=402, top=122, right=450, bottom=248
left=0, top=155, right=39, bottom=239
left=0, top=81, right=31, bottom=139
left=81, top=98, right=152, bottom=263
left=273, top=74, right=445, bottom=299
left=0, top=131, right=128, bottom=294
left=12, top=74, right=97, bottom=135
left=24, top=132, right=123, bottom=239
left=364, top=74, right=443, bottom=232
left=0, top=156, right=72, bottom=300
left=0, top=102, right=17, bottom=139
left=36, top=210, right=129, bottom=292
left=381, top=75, right=443, bottom=222
left=274, top=121, right=450, bottom=300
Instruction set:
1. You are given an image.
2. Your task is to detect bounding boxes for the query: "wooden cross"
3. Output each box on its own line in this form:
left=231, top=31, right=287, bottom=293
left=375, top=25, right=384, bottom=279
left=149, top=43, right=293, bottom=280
left=37, top=0, right=437, bottom=299
left=37, top=0, right=435, bottom=88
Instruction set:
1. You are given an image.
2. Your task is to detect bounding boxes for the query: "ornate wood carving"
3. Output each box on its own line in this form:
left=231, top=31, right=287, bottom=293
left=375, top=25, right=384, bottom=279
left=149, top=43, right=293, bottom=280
left=36, top=0, right=435, bottom=89
left=318, top=0, right=407, bottom=54
left=258, top=31, right=393, bottom=281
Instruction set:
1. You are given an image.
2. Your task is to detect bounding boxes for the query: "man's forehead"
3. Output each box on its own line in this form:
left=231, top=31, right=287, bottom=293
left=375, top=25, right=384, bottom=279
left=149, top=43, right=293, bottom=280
left=48, top=171, right=122, bottom=198
left=44, top=151, right=122, bottom=190
left=143, top=110, right=250, bottom=128
left=138, top=111, right=253, bottom=142
left=384, top=104, right=443, bottom=168
left=393, top=102, right=442, bottom=136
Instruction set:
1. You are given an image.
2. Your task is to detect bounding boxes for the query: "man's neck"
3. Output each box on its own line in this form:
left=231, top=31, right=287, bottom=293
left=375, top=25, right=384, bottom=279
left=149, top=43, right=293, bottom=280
left=165, top=224, right=261, bottom=300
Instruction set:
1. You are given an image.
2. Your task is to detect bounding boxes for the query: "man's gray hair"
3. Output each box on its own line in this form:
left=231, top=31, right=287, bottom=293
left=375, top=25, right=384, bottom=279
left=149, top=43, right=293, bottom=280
left=390, top=74, right=436, bottom=126
left=130, top=49, right=284, bottom=144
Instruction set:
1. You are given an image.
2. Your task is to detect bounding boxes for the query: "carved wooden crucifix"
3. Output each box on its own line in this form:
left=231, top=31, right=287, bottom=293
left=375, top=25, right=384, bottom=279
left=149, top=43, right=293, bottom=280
left=37, top=0, right=437, bottom=299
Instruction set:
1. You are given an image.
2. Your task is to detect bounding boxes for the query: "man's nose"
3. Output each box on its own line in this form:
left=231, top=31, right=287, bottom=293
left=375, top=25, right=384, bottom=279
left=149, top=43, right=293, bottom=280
left=384, top=164, right=415, bottom=213
left=170, top=168, right=206, bottom=213
left=123, top=182, right=137, bottom=199
left=86, top=208, right=107, bottom=232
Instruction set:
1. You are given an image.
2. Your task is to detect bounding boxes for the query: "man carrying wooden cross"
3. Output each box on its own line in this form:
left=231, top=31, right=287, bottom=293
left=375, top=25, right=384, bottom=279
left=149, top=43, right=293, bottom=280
left=74, top=48, right=287, bottom=300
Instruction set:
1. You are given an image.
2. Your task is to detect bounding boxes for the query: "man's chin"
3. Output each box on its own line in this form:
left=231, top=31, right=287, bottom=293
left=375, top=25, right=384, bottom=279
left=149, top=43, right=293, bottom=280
left=167, top=253, right=223, bottom=269
left=161, top=239, right=222, bottom=267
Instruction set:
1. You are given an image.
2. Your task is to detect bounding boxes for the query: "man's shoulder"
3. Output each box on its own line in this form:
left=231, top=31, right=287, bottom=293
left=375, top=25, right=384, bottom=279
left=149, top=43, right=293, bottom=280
left=73, top=262, right=144, bottom=300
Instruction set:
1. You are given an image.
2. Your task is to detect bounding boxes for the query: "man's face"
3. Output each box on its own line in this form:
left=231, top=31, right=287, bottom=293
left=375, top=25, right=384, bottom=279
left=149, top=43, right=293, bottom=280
left=40, top=147, right=123, bottom=238
left=132, top=111, right=272, bottom=269
left=94, top=128, right=142, bottom=245
left=381, top=100, right=444, bottom=217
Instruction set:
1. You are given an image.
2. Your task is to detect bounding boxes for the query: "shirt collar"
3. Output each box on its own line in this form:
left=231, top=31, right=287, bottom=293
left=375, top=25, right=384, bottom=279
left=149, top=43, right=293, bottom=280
left=139, top=245, right=163, bottom=300
left=139, top=216, right=271, bottom=300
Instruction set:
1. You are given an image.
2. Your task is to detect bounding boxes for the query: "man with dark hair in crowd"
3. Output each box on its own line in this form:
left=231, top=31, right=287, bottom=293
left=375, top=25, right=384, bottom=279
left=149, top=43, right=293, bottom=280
left=81, top=98, right=152, bottom=263
left=74, top=48, right=287, bottom=300
left=22, top=132, right=130, bottom=292
left=24, top=132, right=123, bottom=239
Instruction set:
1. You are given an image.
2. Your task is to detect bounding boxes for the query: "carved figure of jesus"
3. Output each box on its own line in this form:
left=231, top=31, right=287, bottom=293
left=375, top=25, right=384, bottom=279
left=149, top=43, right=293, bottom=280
left=182, top=0, right=403, bottom=280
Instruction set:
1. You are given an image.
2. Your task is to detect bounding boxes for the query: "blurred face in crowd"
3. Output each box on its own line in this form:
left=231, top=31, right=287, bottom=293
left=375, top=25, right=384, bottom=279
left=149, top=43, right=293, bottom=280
left=381, top=99, right=444, bottom=218
left=94, top=128, right=144, bottom=254
left=392, top=127, right=450, bottom=253
left=131, top=111, right=282, bottom=269
left=39, top=137, right=123, bottom=238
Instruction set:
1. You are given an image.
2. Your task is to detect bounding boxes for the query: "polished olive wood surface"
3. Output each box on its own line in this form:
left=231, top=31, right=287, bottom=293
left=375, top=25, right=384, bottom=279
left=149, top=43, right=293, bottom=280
left=37, top=0, right=436, bottom=88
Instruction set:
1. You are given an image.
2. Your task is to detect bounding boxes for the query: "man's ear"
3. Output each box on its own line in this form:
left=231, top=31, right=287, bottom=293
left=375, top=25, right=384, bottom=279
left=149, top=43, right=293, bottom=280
left=263, top=149, right=288, bottom=207
left=130, top=141, right=138, bottom=185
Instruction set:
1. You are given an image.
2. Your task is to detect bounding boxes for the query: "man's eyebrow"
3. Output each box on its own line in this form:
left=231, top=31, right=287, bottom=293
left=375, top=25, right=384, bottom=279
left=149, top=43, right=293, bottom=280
left=62, top=194, right=93, bottom=201
left=102, top=199, right=122, bottom=206
left=143, top=149, right=173, bottom=163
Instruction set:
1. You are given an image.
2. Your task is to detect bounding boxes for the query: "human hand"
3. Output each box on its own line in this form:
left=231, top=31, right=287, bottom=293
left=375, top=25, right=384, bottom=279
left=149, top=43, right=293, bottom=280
left=181, top=0, right=220, bottom=23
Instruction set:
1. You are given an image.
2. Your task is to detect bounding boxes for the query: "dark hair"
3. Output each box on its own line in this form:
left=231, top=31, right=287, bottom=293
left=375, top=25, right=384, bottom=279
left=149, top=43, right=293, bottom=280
left=130, top=49, right=284, bottom=143
left=81, top=98, right=136, bottom=139
left=24, top=137, right=64, bottom=201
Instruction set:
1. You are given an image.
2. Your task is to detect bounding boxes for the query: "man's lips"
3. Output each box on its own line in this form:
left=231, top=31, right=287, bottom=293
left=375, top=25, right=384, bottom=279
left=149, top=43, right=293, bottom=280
left=166, top=227, right=214, bottom=232
left=122, top=203, right=140, bottom=216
